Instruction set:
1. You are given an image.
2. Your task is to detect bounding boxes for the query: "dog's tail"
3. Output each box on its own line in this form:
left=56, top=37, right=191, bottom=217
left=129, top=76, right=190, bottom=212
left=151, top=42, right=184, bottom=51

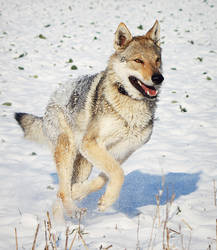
left=14, top=112, right=47, bottom=144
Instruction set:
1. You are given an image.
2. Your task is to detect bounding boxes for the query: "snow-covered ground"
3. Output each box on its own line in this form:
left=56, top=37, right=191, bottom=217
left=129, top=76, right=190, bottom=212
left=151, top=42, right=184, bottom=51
left=0, top=0, right=217, bottom=249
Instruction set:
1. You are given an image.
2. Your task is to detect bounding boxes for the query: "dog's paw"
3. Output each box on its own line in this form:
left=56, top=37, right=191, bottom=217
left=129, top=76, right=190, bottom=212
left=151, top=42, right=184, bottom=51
left=52, top=198, right=65, bottom=225
left=98, top=194, right=116, bottom=211
left=62, top=199, right=78, bottom=217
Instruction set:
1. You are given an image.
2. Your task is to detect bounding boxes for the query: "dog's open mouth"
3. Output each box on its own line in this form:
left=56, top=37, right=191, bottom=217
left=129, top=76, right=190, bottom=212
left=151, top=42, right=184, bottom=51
left=129, top=76, right=158, bottom=99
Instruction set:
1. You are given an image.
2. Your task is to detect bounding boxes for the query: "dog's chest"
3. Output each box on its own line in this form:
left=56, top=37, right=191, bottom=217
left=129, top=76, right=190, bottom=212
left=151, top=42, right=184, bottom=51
left=99, top=114, right=153, bottom=162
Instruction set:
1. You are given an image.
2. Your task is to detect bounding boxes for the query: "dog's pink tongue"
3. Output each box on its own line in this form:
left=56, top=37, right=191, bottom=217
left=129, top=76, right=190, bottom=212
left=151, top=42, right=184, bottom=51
left=141, top=84, right=157, bottom=97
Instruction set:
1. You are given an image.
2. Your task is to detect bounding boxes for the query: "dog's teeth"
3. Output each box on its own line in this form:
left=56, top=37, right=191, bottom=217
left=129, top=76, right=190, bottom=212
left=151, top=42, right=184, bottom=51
left=147, top=90, right=150, bottom=96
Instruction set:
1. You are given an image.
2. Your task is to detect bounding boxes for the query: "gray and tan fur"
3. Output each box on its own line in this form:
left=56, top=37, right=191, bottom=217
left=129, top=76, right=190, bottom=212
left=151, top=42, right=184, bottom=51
left=15, top=21, right=164, bottom=218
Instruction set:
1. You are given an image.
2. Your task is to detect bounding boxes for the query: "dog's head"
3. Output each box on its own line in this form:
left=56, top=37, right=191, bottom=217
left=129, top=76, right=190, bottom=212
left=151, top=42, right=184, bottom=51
left=111, top=21, right=164, bottom=101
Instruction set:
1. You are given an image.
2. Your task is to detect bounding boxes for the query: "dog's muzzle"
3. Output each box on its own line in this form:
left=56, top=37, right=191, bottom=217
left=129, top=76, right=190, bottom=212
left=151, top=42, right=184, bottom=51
left=129, top=72, right=164, bottom=99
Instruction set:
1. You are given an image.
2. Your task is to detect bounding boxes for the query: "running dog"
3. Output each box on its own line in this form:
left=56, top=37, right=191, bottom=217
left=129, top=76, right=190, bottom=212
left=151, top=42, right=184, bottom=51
left=15, top=20, right=164, bottom=217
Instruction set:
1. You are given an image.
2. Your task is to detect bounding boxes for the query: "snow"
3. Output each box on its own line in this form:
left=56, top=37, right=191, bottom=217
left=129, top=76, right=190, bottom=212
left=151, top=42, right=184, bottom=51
left=0, top=0, right=217, bottom=249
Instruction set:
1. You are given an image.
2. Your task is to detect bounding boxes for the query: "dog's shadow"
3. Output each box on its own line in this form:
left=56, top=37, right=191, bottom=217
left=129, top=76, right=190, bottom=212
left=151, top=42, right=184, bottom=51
left=51, top=170, right=200, bottom=217
left=79, top=170, right=200, bottom=217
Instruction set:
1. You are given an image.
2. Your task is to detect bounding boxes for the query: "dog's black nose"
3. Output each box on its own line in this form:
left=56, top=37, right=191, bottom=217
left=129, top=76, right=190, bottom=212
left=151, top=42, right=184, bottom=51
left=151, top=73, right=164, bottom=85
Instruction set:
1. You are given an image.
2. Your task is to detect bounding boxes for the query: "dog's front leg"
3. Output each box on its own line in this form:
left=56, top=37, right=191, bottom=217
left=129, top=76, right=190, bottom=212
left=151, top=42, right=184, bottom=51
left=81, top=134, right=124, bottom=211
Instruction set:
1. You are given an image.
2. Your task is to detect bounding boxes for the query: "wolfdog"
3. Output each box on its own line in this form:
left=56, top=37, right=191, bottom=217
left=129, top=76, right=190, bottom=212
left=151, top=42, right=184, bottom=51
left=15, top=21, right=164, bottom=218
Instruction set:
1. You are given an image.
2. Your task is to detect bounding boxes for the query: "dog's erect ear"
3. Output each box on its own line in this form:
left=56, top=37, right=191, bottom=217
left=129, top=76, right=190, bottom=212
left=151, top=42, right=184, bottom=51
left=145, top=20, right=160, bottom=46
left=114, top=23, right=133, bottom=51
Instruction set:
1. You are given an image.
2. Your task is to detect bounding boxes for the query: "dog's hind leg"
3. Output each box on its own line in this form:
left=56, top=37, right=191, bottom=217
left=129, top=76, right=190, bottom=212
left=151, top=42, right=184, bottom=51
left=52, top=111, right=78, bottom=219
left=70, top=153, right=92, bottom=200
left=70, top=153, right=108, bottom=201
left=71, top=171, right=108, bottom=201
left=54, top=131, right=76, bottom=216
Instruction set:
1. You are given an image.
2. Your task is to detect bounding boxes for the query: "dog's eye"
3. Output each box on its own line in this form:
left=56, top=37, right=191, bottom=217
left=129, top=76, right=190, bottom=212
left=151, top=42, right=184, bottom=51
left=134, top=59, right=144, bottom=64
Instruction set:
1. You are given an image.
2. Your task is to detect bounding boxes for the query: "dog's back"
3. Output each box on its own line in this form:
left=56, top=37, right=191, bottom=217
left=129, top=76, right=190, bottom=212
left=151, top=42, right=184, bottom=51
left=15, top=73, right=100, bottom=146
left=42, top=74, right=100, bottom=146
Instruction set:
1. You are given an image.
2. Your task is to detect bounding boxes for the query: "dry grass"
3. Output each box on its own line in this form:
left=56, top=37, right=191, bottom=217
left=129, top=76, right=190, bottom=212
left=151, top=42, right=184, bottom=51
left=15, top=210, right=89, bottom=250
left=136, top=214, right=141, bottom=250
left=146, top=177, right=193, bottom=250
left=32, top=224, right=40, bottom=250
left=14, top=228, right=18, bottom=250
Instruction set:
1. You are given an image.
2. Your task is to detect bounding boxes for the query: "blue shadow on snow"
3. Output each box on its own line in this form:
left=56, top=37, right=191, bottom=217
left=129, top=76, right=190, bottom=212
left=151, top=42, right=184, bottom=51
left=80, top=170, right=200, bottom=217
